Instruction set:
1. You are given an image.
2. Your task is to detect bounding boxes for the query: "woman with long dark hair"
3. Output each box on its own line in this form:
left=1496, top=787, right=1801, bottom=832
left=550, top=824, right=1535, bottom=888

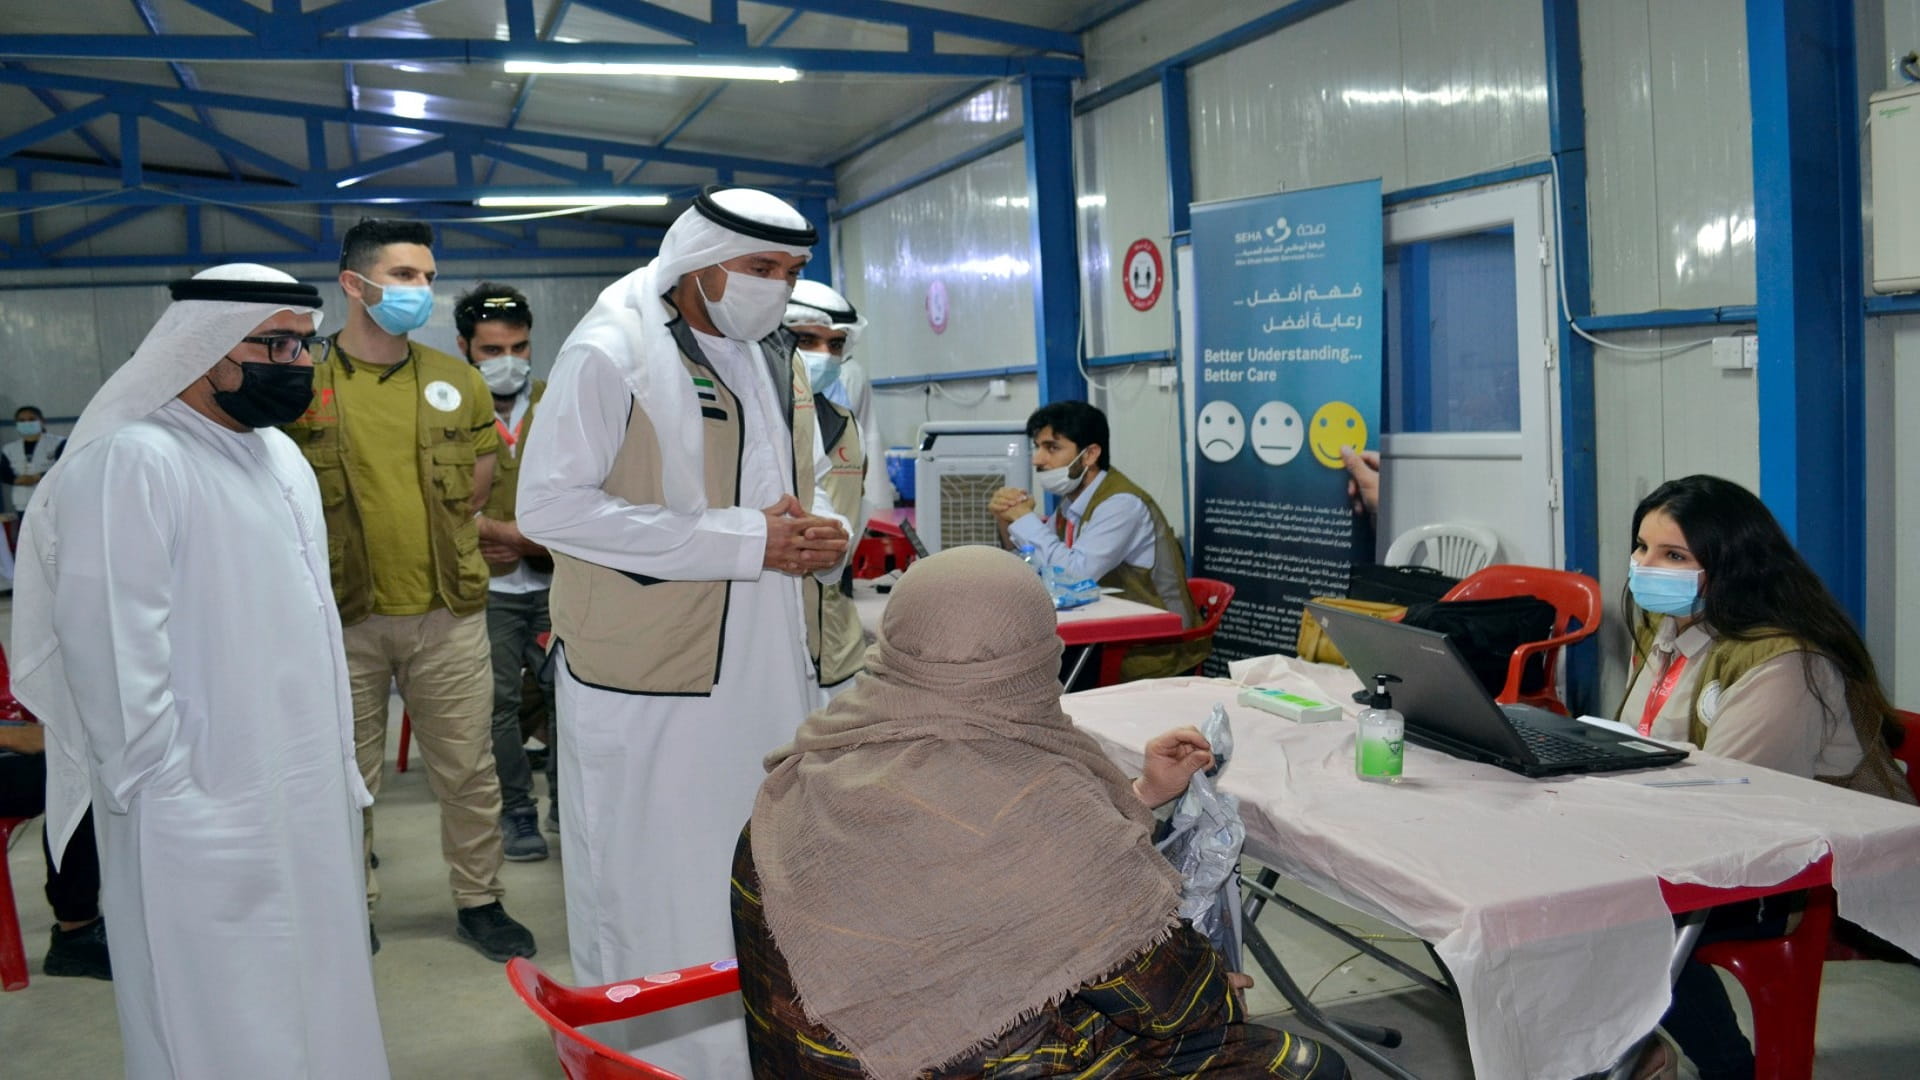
left=1617, top=474, right=1908, bottom=799
left=1617, top=474, right=1911, bottom=1080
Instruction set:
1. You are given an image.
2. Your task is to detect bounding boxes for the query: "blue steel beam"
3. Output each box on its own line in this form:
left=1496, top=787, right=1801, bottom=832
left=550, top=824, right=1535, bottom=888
left=797, top=196, right=830, bottom=284
left=38, top=204, right=157, bottom=255
left=0, top=68, right=836, bottom=182
left=0, top=180, right=684, bottom=208
left=308, top=1, right=464, bottom=35
left=488, top=0, right=576, bottom=185
left=1023, top=73, right=1084, bottom=405
left=1745, top=0, right=1866, bottom=622
left=568, top=0, right=739, bottom=46
left=776, top=1, right=1079, bottom=54
left=0, top=96, right=118, bottom=160
left=1543, top=0, right=1599, bottom=713
left=140, top=102, right=306, bottom=182
left=176, top=0, right=264, bottom=33
left=130, top=0, right=242, bottom=180
left=1, top=63, right=118, bottom=167
left=0, top=38, right=1085, bottom=77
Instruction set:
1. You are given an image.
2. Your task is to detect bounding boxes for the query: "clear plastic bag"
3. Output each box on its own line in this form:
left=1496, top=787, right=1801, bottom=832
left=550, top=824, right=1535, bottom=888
left=1154, top=704, right=1246, bottom=966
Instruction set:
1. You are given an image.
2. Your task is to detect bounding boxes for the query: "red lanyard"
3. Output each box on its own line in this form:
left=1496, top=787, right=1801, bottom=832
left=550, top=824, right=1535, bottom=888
left=495, top=416, right=518, bottom=450
left=1062, top=518, right=1076, bottom=547
left=1637, top=652, right=1689, bottom=736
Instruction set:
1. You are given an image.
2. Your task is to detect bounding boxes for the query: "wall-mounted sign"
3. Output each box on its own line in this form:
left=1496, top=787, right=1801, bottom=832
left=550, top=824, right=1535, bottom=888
left=1123, top=237, right=1164, bottom=312
left=926, top=279, right=949, bottom=333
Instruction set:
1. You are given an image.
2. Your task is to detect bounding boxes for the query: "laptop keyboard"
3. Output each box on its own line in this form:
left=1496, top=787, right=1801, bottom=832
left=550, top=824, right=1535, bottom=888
left=1508, top=716, right=1614, bottom=765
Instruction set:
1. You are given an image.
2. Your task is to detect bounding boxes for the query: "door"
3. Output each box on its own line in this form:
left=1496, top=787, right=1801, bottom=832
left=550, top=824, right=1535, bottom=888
left=1378, top=179, right=1562, bottom=569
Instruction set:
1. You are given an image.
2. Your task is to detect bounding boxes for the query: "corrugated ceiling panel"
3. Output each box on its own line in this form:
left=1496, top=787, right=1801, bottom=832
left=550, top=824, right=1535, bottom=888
left=836, top=82, right=1023, bottom=207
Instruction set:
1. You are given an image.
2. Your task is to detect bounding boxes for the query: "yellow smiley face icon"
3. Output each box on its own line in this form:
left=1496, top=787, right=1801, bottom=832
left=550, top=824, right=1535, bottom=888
left=1308, top=400, right=1367, bottom=468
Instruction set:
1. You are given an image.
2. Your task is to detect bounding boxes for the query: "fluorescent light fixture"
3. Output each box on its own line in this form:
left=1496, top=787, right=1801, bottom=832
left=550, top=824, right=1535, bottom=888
left=390, top=90, right=428, bottom=120
left=504, top=60, right=799, bottom=82
left=473, top=194, right=671, bottom=207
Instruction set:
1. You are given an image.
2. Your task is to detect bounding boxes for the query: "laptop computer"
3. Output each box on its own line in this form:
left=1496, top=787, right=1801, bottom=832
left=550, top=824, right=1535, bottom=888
left=1304, top=601, right=1688, bottom=777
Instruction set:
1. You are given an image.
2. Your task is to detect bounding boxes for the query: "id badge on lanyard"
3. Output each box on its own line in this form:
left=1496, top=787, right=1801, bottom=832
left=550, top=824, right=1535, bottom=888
left=1638, top=652, right=1689, bottom=736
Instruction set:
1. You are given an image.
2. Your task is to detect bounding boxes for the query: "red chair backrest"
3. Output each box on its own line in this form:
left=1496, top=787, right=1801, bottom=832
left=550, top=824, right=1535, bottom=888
left=1890, top=711, right=1920, bottom=804
left=1183, top=578, right=1235, bottom=642
left=506, top=957, right=742, bottom=1080
left=1440, top=564, right=1601, bottom=640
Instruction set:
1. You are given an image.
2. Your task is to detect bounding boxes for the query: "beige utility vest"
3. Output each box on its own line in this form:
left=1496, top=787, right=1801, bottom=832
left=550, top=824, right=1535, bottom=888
left=552, top=327, right=818, bottom=696
left=805, top=394, right=867, bottom=686
left=286, top=343, right=489, bottom=626
left=482, top=380, right=547, bottom=577
left=1060, top=467, right=1210, bottom=681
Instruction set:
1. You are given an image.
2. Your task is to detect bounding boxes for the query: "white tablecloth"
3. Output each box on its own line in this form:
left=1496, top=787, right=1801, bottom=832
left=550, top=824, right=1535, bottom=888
left=1064, top=661, right=1920, bottom=1080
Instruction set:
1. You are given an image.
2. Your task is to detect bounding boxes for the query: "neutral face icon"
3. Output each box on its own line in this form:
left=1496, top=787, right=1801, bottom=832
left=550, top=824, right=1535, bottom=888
left=1196, top=400, right=1245, bottom=463
left=1308, top=400, right=1367, bottom=468
left=1250, top=400, right=1304, bottom=466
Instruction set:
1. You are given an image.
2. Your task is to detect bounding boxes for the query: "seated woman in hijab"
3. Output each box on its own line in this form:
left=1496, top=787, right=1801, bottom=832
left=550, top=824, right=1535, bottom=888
left=733, top=545, right=1346, bottom=1080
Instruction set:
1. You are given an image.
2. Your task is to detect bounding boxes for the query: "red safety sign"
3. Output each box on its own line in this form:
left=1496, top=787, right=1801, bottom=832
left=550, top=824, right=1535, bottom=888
left=1123, top=237, right=1164, bottom=312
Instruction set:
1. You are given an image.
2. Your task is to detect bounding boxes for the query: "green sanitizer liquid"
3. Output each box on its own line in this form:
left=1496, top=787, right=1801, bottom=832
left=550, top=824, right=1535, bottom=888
left=1355, top=674, right=1405, bottom=783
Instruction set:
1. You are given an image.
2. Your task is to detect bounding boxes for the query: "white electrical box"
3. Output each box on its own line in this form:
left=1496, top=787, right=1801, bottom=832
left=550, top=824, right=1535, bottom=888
left=914, top=421, right=1032, bottom=554
left=1870, top=83, right=1920, bottom=294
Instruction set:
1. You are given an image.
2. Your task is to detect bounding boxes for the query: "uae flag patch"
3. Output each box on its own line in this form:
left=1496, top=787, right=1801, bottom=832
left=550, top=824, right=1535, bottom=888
left=693, top=376, right=727, bottom=421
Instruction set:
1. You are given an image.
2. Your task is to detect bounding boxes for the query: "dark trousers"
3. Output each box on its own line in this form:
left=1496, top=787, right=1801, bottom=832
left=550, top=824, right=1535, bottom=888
left=1662, top=897, right=1794, bottom=1080
left=485, top=588, right=554, bottom=816
left=0, top=750, right=101, bottom=924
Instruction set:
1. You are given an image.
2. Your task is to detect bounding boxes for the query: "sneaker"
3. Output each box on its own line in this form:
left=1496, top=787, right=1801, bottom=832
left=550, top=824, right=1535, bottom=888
left=44, top=920, right=111, bottom=980
left=455, top=901, right=536, bottom=962
left=500, top=808, right=550, bottom=862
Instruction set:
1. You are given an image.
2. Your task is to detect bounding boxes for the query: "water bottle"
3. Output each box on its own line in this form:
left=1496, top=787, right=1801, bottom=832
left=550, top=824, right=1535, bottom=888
left=1355, top=673, right=1405, bottom=784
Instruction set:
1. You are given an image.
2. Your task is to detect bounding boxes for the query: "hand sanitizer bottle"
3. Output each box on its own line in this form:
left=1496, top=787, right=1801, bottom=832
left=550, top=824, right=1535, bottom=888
left=1356, top=673, right=1405, bottom=783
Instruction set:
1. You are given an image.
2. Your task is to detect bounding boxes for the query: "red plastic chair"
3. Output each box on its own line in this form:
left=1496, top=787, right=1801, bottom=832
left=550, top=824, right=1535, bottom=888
left=1685, top=884, right=1836, bottom=1080
left=1439, top=564, right=1601, bottom=715
left=0, top=816, right=30, bottom=991
left=507, top=956, right=742, bottom=1079
left=1094, top=578, right=1236, bottom=686
left=2, top=643, right=34, bottom=991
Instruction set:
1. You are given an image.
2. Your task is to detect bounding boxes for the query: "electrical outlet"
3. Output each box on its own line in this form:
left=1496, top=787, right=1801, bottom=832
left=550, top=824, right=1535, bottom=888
left=1154, top=366, right=1178, bottom=389
left=1710, top=336, right=1745, bottom=371
left=1741, top=335, right=1759, bottom=369
left=988, top=378, right=1010, bottom=399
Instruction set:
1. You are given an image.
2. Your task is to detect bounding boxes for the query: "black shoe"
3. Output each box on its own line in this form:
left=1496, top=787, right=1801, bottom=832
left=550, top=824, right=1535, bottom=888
left=370, top=923, right=380, bottom=956
left=45, top=920, right=111, bottom=980
left=500, top=808, right=550, bottom=862
left=455, top=901, right=536, bottom=963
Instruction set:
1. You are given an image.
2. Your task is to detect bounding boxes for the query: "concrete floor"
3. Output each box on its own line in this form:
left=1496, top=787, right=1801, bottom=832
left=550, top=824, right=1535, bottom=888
left=5, top=596, right=1920, bottom=1077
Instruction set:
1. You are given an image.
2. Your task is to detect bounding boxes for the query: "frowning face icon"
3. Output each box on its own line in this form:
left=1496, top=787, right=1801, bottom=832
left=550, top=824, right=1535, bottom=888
left=1196, top=400, right=1245, bottom=462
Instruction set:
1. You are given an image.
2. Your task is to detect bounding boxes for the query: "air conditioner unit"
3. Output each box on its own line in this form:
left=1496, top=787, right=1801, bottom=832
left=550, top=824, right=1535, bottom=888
left=914, top=421, right=1032, bottom=554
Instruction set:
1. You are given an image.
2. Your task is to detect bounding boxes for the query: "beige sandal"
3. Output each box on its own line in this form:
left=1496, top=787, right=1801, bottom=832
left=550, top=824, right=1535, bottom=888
left=1630, top=1032, right=1679, bottom=1080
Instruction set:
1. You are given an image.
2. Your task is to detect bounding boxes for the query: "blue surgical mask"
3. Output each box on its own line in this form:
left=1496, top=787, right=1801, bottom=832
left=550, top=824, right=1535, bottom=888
left=351, top=271, right=434, bottom=336
left=800, top=349, right=841, bottom=394
left=1628, top=562, right=1703, bottom=617
left=16, top=419, right=42, bottom=437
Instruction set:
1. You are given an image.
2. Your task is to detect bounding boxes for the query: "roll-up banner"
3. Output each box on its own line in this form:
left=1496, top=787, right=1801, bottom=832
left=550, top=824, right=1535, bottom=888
left=1189, top=179, right=1383, bottom=665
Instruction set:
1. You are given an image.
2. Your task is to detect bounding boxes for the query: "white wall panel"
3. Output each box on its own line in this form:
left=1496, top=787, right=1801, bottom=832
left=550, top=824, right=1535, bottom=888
left=1189, top=0, right=1409, bottom=202
left=1080, top=0, right=1280, bottom=97
left=1075, top=87, right=1174, bottom=359
left=867, top=376, right=1037, bottom=469
left=1089, top=365, right=1188, bottom=542
left=1591, top=327, right=1759, bottom=710
left=836, top=83, right=1023, bottom=208
left=1883, top=315, right=1920, bottom=708
left=1881, top=0, right=1920, bottom=83
left=1581, top=0, right=1755, bottom=313
left=838, top=144, right=1035, bottom=382
left=1398, top=0, right=1550, bottom=191
left=1184, top=0, right=1548, bottom=204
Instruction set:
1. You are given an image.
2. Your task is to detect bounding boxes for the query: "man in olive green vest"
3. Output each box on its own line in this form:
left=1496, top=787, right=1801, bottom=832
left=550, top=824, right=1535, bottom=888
left=284, top=219, right=535, bottom=963
left=458, top=282, right=555, bottom=862
left=990, top=400, right=1208, bottom=682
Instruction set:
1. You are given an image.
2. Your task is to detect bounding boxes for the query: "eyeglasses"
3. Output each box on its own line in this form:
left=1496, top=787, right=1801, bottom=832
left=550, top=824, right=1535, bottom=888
left=239, top=334, right=333, bottom=365
left=459, top=295, right=530, bottom=322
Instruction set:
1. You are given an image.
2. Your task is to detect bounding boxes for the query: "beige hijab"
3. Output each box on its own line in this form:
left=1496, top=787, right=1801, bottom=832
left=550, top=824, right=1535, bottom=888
left=751, top=546, right=1183, bottom=1080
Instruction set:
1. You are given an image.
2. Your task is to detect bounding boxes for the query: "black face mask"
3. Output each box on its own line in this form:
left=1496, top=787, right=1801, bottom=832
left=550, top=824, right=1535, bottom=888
left=211, top=360, right=315, bottom=428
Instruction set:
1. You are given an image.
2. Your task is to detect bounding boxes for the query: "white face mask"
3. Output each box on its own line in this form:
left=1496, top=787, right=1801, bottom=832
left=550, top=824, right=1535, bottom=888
left=800, top=349, right=842, bottom=394
left=1035, top=449, right=1088, bottom=497
left=697, top=269, right=792, bottom=342
left=476, top=355, right=531, bottom=396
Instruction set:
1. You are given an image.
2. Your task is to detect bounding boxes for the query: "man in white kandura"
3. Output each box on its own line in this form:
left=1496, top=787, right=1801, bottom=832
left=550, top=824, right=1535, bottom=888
left=9, top=265, right=389, bottom=1080
left=516, top=187, right=850, bottom=1076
